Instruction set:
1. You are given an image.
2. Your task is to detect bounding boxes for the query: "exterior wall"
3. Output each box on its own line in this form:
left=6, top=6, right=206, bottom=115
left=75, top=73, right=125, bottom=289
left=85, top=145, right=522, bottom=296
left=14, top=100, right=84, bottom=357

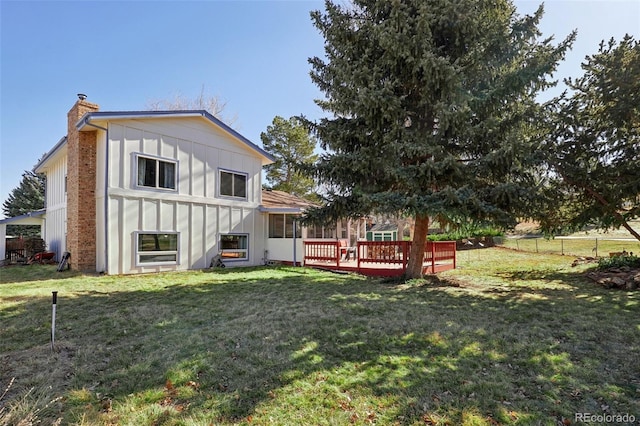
left=104, top=119, right=266, bottom=274
left=95, top=130, right=108, bottom=272
left=0, top=224, right=5, bottom=261
left=265, top=238, right=304, bottom=264
left=43, top=153, right=68, bottom=259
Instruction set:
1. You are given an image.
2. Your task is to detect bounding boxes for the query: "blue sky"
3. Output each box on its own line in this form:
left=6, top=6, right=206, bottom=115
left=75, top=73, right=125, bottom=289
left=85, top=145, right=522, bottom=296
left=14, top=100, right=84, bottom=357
left=1, top=0, right=639, bottom=218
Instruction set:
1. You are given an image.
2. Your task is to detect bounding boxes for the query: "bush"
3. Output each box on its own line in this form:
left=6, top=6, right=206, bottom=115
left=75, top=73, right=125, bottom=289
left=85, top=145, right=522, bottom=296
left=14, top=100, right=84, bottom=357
left=427, top=227, right=504, bottom=242
left=597, top=254, right=640, bottom=270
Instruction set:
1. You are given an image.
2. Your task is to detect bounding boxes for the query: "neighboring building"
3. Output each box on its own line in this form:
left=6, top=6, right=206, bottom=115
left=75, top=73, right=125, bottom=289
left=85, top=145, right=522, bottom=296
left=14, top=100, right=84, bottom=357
left=366, top=223, right=399, bottom=241
left=31, top=97, right=281, bottom=274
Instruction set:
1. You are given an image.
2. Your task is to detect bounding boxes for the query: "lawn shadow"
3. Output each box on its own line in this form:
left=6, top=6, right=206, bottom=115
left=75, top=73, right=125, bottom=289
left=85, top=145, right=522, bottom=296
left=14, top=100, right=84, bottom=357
left=0, top=264, right=83, bottom=284
left=1, top=266, right=639, bottom=424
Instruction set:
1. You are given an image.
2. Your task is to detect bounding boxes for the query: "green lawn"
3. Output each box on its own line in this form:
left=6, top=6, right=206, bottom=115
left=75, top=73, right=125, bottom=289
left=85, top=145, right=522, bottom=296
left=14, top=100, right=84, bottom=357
left=1, top=248, right=639, bottom=425
left=499, top=237, right=640, bottom=258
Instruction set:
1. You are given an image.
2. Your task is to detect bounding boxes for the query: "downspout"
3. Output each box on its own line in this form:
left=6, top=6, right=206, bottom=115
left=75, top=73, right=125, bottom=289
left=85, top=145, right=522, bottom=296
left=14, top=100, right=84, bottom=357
left=81, top=119, right=109, bottom=273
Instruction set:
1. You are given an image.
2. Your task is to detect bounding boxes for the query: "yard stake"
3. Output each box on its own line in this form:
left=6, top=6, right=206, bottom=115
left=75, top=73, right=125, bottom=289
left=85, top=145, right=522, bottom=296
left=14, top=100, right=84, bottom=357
left=51, top=291, right=58, bottom=352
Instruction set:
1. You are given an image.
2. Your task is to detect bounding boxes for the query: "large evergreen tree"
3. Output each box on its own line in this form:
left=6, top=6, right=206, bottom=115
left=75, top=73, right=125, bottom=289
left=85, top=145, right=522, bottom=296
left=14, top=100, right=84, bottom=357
left=543, top=35, right=640, bottom=241
left=261, top=116, right=319, bottom=200
left=305, top=0, right=574, bottom=277
left=2, top=170, right=45, bottom=217
left=2, top=170, right=45, bottom=237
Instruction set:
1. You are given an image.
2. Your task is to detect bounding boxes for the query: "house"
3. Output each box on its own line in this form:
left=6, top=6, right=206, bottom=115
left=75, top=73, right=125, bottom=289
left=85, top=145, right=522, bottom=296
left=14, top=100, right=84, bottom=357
left=6, top=97, right=456, bottom=276
left=29, top=96, right=288, bottom=274
left=366, top=222, right=399, bottom=241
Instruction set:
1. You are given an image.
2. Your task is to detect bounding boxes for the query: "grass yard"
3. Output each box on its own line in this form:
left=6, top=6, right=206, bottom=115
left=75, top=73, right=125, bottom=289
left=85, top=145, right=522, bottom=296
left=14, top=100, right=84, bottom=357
left=1, top=248, right=639, bottom=425
left=499, top=237, right=640, bottom=258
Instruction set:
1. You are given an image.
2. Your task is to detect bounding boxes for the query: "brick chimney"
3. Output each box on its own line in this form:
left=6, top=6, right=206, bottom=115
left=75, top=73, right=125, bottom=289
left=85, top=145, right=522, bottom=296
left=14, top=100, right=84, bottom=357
left=66, top=95, right=100, bottom=271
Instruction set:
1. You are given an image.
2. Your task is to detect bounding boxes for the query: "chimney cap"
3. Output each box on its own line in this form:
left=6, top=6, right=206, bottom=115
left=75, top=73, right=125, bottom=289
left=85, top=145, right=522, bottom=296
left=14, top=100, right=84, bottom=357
left=77, top=93, right=87, bottom=101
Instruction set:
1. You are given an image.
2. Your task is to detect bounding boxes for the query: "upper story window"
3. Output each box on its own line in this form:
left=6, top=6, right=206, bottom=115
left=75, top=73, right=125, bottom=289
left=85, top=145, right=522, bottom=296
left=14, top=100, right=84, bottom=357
left=219, top=169, right=247, bottom=199
left=137, top=155, right=177, bottom=190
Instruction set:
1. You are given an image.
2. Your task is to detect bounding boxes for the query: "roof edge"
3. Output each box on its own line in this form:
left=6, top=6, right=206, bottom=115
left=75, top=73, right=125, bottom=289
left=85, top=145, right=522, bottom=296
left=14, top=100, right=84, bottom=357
left=33, top=136, right=67, bottom=173
left=0, top=209, right=46, bottom=225
left=258, top=207, right=305, bottom=213
left=78, top=110, right=276, bottom=164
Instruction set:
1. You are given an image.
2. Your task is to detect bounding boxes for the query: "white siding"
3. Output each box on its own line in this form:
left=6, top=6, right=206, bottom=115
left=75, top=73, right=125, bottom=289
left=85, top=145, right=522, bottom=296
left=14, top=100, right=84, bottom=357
left=104, top=118, right=266, bottom=274
left=43, top=154, right=67, bottom=260
left=266, top=238, right=304, bottom=264
left=96, top=130, right=107, bottom=272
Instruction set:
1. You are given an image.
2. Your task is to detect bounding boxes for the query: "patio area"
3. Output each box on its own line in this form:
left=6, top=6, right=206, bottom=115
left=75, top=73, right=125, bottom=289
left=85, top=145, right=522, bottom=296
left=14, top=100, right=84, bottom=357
left=303, top=240, right=456, bottom=277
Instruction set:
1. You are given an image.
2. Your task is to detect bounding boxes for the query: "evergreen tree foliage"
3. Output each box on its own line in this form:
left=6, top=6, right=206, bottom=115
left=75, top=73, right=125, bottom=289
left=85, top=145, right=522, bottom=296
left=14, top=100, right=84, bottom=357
left=261, top=116, right=319, bottom=200
left=2, top=170, right=45, bottom=217
left=543, top=35, right=640, bottom=241
left=305, top=0, right=574, bottom=277
left=2, top=170, right=45, bottom=237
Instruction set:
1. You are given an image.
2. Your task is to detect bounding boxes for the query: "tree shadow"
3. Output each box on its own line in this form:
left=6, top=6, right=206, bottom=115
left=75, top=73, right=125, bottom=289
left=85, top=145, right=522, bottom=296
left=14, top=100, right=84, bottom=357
left=1, top=266, right=639, bottom=424
left=0, top=264, right=83, bottom=284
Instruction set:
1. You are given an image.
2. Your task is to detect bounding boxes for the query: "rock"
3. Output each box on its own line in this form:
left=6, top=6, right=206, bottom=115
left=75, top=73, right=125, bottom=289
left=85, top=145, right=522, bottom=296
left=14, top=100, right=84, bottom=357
left=585, top=267, right=640, bottom=290
left=611, top=277, right=626, bottom=287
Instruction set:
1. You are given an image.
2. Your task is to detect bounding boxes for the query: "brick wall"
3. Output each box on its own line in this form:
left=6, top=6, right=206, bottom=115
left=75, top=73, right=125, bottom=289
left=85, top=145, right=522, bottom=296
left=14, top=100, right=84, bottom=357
left=66, top=99, right=100, bottom=271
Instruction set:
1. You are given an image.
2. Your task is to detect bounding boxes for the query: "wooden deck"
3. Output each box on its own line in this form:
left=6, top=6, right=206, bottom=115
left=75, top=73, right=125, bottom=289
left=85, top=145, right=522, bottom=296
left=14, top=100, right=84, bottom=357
left=303, top=240, right=456, bottom=277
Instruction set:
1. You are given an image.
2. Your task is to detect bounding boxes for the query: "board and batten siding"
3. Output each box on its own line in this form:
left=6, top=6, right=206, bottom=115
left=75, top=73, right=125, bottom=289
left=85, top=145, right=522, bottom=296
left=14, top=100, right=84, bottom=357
left=43, top=152, right=67, bottom=258
left=103, top=118, right=266, bottom=274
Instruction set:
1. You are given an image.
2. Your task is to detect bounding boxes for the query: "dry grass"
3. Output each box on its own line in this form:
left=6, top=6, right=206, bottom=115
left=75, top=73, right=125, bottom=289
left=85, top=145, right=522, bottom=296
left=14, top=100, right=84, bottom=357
left=1, top=250, right=639, bottom=425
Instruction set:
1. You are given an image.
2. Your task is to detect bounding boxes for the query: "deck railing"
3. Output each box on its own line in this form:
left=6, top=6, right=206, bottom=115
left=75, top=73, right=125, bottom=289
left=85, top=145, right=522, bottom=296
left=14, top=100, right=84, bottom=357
left=304, top=240, right=342, bottom=267
left=304, top=240, right=456, bottom=276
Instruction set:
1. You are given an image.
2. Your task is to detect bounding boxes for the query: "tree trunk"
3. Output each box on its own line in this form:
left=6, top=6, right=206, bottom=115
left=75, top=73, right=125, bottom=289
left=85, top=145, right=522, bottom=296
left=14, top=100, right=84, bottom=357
left=405, top=214, right=429, bottom=279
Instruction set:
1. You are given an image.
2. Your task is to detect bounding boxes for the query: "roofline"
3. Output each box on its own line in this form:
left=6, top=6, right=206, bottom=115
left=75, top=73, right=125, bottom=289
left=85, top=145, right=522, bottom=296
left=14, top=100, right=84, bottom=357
left=258, top=207, right=305, bottom=213
left=33, top=136, right=67, bottom=173
left=0, top=209, right=46, bottom=225
left=77, top=110, right=276, bottom=163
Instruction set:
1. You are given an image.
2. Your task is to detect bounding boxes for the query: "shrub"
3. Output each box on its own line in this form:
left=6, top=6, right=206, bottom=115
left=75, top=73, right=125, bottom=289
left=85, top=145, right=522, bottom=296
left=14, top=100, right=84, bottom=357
left=597, top=254, right=640, bottom=270
left=427, top=227, right=504, bottom=242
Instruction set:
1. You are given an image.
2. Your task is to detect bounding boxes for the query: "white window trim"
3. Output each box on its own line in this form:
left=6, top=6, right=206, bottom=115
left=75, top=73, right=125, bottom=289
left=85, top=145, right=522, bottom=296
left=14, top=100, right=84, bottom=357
left=220, top=233, right=249, bottom=262
left=134, top=153, right=178, bottom=192
left=135, top=231, right=180, bottom=266
left=217, top=168, right=248, bottom=200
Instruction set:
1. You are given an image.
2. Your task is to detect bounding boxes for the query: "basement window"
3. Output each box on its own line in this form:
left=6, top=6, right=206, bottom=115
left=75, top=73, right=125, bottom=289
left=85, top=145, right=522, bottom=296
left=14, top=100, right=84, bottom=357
left=220, top=234, right=248, bottom=261
left=136, top=155, right=177, bottom=190
left=136, top=232, right=179, bottom=265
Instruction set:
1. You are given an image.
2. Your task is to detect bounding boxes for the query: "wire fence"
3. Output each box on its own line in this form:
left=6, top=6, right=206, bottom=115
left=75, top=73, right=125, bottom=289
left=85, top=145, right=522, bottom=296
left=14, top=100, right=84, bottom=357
left=496, top=237, right=640, bottom=258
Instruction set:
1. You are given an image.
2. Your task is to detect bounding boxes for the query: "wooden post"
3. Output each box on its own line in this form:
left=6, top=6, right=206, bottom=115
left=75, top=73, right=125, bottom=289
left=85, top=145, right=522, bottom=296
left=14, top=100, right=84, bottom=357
left=402, top=241, right=408, bottom=273
left=452, top=242, right=457, bottom=269
left=431, top=241, right=436, bottom=274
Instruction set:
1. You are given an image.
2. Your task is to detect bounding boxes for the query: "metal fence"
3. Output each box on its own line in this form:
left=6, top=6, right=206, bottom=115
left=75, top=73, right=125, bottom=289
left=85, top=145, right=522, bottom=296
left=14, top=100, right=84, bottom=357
left=497, top=236, right=640, bottom=257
